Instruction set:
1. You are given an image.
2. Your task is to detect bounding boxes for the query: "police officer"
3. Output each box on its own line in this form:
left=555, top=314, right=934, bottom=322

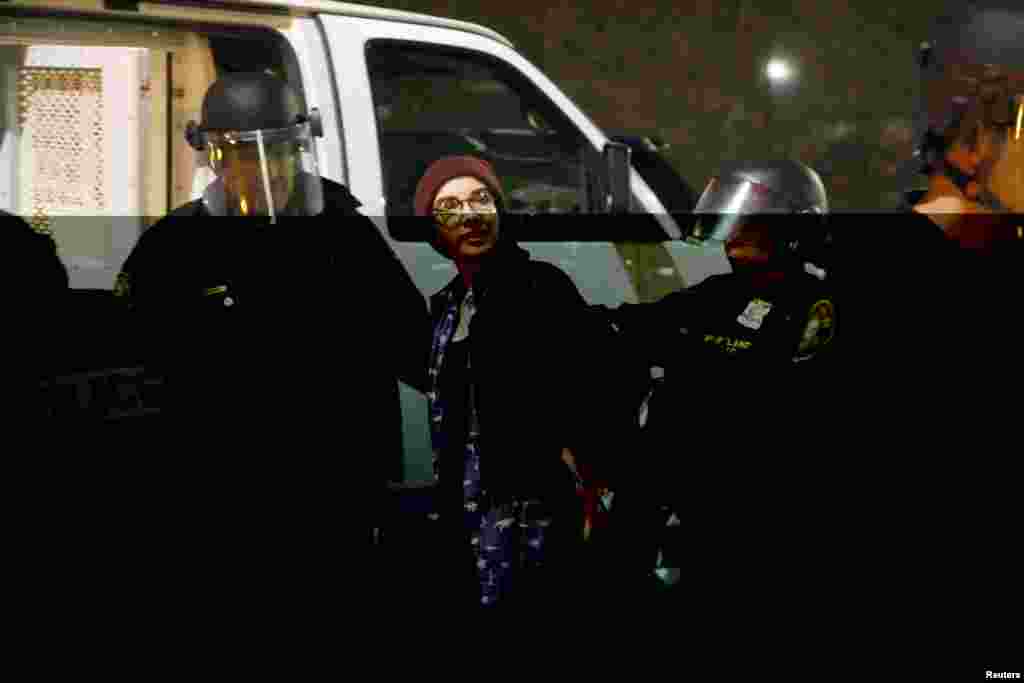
left=853, top=1, right=1022, bottom=399
left=896, top=2, right=1020, bottom=629
left=836, top=1, right=1021, bottom=344
left=902, top=16, right=1022, bottom=254
left=812, top=2, right=1021, bottom=633
left=905, top=1, right=1021, bottom=358
left=905, top=0, right=1023, bottom=319
left=118, top=74, right=429, bottom=604
left=596, top=160, right=838, bottom=608
left=613, top=159, right=837, bottom=376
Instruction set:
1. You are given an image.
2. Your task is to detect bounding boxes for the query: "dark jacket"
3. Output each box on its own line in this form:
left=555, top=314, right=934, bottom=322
left=588, top=268, right=843, bottom=602
left=609, top=269, right=839, bottom=489
left=428, top=242, right=618, bottom=505
left=852, top=207, right=1019, bottom=448
left=0, top=213, right=69, bottom=294
left=614, top=270, right=838, bottom=371
left=828, top=206, right=1003, bottom=400
left=1, top=213, right=68, bottom=401
left=15, top=181, right=431, bottom=620
left=121, top=178, right=430, bottom=487
left=824, top=207, right=1020, bottom=614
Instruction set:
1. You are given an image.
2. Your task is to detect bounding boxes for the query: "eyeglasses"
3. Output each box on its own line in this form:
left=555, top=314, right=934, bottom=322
left=433, top=188, right=496, bottom=228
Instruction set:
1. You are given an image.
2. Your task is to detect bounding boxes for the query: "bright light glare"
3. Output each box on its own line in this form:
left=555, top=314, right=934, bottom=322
left=1015, top=98, right=1022, bottom=140
left=766, top=59, right=792, bottom=82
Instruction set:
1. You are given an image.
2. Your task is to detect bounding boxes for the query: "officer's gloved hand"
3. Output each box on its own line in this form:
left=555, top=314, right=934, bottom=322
left=612, top=296, right=697, bottom=368
left=599, top=302, right=648, bottom=335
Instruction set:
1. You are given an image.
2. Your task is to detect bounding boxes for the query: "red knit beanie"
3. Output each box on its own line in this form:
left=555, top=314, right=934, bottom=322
left=414, top=156, right=506, bottom=217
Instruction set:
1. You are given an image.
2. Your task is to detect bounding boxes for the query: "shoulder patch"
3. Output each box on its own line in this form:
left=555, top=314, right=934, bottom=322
left=794, top=298, right=835, bottom=361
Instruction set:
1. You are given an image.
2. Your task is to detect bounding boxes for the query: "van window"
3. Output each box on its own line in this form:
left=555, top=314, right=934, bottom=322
left=366, top=41, right=604, bottom=217
left=0, top=20, right=302, bottom=291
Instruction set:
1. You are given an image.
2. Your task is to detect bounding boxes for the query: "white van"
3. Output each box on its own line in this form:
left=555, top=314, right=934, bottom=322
left=1, top=0, right=728, bottom=480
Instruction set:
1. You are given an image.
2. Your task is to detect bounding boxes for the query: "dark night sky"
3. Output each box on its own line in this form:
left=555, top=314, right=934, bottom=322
left=357, top=0, right=937, bottom=211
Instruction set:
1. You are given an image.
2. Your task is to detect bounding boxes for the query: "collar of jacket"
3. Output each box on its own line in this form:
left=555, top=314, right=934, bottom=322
left=435, top=241, right=530, bottom=307
left=177, top=176, right=361, bottom=217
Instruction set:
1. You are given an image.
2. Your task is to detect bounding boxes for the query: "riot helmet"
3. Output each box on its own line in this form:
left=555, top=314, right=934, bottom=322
left=186, top=73, right=325, bottom=220
left=914, top=1, right=1024, bottom=212
left=687, top=159, right=831, bottom=274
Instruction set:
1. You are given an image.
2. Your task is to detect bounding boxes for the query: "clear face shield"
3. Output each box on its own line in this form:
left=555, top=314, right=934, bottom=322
left=686, top=177, right=790, bottom=247
left=198, top=123, right=324, bottom=220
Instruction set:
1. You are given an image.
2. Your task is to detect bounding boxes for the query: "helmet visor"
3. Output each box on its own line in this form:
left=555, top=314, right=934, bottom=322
left=687, top=177, right=788, bottom=244
left=201, top=123, right=323, bottom=219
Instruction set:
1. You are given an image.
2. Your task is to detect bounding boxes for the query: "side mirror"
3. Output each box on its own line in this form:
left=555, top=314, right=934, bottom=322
left=603, top=141, right=632, bottom=214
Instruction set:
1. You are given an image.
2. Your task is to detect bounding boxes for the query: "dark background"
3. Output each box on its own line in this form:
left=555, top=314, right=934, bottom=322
left=358, top=0, right=935, bottom=211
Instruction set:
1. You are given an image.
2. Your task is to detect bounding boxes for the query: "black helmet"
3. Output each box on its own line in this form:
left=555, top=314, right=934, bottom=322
left=686, top=159, right=831, bottom=273
left=912, top=1, right=1024, bottom=211
left=185, top=73, right=326, bottom=219
left=692, top=159, right=828, bottom=216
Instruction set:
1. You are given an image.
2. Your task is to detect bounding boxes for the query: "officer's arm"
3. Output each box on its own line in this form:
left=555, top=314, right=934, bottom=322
left=320, top=180, right=432, bottom=393
left=536, top=263, right=650, bottom=488
left=599, top=287, right=699, bottom=367
left=349, top=212, right=431, bottom=394
left=34, top=230, right=70, bottom=293
left=117, top=226, right=184, bottom=372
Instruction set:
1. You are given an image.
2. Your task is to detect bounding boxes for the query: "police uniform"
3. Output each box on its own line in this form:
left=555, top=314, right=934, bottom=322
left=112, top=74, right=430, bottom=612
left=591, top=266, right=839, bottom=610
left=620, top=268, right=837, bottom=492
left=119, top=176, right=427, bottom=468
left=594, top=160, right=839, bottom=608
left=653, top=270, right=836, bottom=368
left=822, top=3, right=1023, bottom=630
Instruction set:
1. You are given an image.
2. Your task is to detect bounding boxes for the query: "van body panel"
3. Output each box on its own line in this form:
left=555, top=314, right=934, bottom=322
left=246, top=17, right=347, bottom=186
left=1, top=0, right=515, bottom=47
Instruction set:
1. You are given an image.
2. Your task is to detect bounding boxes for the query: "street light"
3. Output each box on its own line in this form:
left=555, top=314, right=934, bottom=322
left=765, top=58, right=792, bottom=84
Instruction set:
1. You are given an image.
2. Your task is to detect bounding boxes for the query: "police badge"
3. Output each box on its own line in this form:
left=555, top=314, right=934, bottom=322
left=737, top=298, right=773, bottom=330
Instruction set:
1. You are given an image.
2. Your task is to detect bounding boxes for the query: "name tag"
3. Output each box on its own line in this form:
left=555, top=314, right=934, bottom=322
left=202, top=285, right=235, bottom=307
